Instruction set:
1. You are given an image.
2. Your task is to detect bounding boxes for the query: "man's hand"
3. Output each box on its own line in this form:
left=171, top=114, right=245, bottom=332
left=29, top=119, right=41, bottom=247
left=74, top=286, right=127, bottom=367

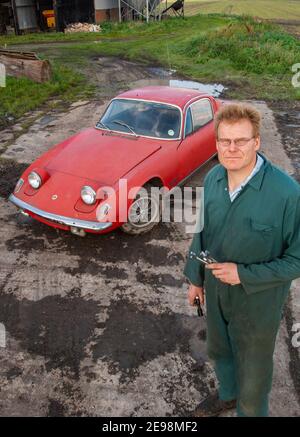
left=205, top=262, right=241, bottom=285
left=188, top=283, right=205, bottom=306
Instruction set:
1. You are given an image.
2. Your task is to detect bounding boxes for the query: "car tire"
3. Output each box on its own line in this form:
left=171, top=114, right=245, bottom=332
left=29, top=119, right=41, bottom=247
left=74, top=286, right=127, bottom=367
left=121, top=183, right=161, bottom=235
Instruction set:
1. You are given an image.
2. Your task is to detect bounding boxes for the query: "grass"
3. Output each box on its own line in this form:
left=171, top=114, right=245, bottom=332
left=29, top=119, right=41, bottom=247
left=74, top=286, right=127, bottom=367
left=0, top=13, right=226, bottom=46
left=0, top=62, right=95, bottom=128
left=184, top=0, right=300, bottom=20
left=184, top=21, right=299, bottom=75
left=0, top=30, right=106, bottom=46
left=0, top=14, right=299, bottom=126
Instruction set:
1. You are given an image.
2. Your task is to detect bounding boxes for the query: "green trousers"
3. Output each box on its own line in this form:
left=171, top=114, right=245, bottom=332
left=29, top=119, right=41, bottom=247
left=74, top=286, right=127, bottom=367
left=205, top=277, right=289, bottom=417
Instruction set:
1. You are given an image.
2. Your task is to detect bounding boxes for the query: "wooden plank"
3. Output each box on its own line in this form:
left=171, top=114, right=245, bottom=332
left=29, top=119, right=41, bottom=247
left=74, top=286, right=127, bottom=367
left=0, top=49, right=38, bottom=60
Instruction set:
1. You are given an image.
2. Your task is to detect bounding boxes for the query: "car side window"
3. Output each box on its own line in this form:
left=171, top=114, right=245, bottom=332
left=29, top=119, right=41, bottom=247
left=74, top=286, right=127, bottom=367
left=185, top=107, right=193, bottom=137
left=185, top=99, right=214, bottom=137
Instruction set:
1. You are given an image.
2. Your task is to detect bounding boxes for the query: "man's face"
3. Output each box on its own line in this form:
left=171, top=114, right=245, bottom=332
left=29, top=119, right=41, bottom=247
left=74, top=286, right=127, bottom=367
left=216, top=119, right=260, bottom=171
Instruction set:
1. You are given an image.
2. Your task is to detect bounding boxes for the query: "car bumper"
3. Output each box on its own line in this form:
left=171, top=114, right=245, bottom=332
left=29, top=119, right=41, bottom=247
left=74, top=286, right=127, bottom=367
left=9, top=194, right=112, bottom=232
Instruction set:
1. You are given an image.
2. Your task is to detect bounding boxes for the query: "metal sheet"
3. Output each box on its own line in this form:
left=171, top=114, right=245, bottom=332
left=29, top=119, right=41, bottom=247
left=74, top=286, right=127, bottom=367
left=95, top=0, right=161, bottom=12
left=94, top=0, right=119, bottom=8
left=123, top=0, right=161, bottom=11
left=15, top=0, right=38, bottom=30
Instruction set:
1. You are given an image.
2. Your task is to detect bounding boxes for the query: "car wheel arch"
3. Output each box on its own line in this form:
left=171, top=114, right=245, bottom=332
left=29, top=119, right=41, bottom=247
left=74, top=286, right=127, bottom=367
left=120, top=179, right=164, bottom=235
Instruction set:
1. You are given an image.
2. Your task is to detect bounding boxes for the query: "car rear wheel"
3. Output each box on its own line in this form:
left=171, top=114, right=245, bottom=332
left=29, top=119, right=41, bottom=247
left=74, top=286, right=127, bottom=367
left=121, top=183, right=161, bottom=235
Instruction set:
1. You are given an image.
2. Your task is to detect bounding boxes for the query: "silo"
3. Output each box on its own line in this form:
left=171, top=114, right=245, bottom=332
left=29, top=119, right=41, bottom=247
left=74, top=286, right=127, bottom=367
left=94, top=0, right=163, bottom=23
left=122, top=0, right=162, bottom=21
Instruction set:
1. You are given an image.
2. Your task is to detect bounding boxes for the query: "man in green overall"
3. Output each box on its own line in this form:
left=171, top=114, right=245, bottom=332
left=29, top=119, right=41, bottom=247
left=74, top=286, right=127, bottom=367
left=184, top=103, right=300, bottom=417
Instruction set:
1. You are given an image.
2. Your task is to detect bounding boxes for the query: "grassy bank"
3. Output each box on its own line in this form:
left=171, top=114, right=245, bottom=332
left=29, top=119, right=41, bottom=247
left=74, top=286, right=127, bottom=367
left=52, top=15, right=300, bottom=101
left=184, top=0, right=300, bottom=20
left=0, top=13, right=226, bottom=46
left=0, top=14, right=299, bottom=126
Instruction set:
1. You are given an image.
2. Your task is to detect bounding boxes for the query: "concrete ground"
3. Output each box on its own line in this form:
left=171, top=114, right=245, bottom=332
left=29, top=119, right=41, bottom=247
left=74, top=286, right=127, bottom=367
left=0, top=57, right=299, bottom=417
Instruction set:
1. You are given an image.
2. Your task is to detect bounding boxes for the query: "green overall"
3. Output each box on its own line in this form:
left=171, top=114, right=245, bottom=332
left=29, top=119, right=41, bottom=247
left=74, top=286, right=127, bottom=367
left=184, top=153, right=300, bottom=416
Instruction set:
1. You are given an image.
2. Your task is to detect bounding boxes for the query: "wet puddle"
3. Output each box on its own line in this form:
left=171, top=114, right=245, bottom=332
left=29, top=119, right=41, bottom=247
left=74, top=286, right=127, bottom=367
left=131, top=67, right=226, bottom=97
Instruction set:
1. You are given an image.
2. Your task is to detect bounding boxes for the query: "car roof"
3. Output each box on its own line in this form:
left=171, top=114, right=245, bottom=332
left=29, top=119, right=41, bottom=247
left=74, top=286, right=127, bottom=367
left=116, top=86, right=212, bottom=110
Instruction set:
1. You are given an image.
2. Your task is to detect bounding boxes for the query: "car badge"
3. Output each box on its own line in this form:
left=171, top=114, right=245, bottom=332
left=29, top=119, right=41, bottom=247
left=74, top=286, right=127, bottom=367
left=51, top=194, right=58, bottom=200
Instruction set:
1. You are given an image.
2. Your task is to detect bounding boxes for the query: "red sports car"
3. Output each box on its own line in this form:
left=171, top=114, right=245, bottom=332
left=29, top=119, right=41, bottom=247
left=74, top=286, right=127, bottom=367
left=9, top=86, right=220, bottom=236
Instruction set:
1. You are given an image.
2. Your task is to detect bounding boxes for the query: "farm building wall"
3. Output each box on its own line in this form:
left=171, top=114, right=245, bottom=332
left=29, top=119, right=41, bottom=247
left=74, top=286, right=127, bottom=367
left=94, top=0, right=119, bottom=23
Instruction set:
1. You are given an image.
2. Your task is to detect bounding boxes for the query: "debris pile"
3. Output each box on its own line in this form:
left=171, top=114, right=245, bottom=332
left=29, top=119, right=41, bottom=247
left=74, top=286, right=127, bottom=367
left=64, top=22, right=101, bottom=33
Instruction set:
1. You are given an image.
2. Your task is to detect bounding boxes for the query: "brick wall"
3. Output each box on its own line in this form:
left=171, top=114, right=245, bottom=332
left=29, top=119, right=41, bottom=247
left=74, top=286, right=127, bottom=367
left=95, top=8, right=119, bottom=23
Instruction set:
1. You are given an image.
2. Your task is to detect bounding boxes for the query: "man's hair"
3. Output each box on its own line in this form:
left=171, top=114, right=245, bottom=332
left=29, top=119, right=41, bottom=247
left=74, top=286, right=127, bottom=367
left=215, top=103, right=261, bottom=138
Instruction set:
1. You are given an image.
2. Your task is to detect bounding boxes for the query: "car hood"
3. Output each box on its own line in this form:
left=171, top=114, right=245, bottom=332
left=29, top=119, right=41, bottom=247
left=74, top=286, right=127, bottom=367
left=45, top=128, right=163, bottom=185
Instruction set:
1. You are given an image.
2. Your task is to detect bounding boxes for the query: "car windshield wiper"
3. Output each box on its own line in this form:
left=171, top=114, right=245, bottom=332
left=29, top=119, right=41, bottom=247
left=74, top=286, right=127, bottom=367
left=96, top=121, right=112, bottom=132
left=111, top=120, right=138, bottom=137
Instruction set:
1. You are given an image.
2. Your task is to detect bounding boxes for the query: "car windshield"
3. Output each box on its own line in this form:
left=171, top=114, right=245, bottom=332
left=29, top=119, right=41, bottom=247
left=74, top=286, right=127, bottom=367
left=97, top=99, right=181, bottom=139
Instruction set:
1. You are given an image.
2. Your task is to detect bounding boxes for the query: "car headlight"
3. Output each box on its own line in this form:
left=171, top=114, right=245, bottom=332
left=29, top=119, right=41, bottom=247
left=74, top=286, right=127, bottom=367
left=28, top=171, right=42, bottom=189
left=81, top=186, right=96, bottom=205
left=97, top=203, right=111, bottom=221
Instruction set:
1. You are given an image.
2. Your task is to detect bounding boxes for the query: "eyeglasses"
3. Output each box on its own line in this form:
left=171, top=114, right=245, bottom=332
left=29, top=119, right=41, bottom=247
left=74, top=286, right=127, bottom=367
left=217, top=136, right=255, bottom=148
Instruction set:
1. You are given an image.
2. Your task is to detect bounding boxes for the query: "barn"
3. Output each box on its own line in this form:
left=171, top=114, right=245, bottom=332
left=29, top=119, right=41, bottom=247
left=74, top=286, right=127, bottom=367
left=0, top=0, right=119, bottom=34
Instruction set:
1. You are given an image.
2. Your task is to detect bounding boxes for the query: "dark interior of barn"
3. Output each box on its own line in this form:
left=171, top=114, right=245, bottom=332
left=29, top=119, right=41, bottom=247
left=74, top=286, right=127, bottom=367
left=0, top=0, right=96, bottom=34
left=54, top=0, right=95, bottom=32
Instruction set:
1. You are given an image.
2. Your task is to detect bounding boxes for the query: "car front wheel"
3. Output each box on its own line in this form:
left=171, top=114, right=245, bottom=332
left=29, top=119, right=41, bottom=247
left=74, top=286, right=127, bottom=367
left=121, top=183, right=161, bottom=235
